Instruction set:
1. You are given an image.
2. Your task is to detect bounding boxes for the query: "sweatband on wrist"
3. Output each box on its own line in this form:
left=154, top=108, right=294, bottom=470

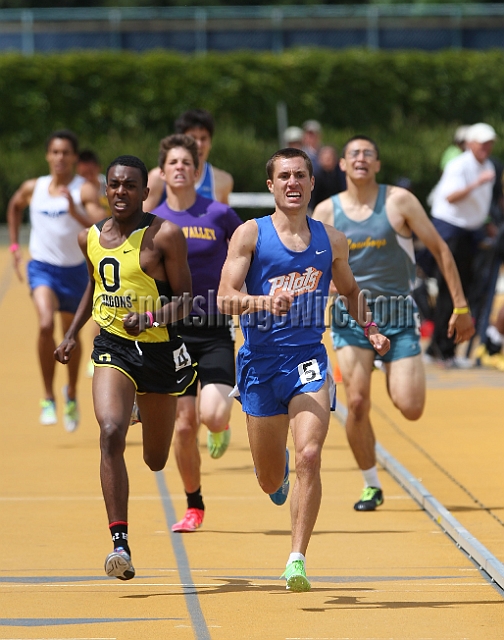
left=453, top=307, right=470, bottom=315
left=145, top=311, right=154, bottom=328
left=364, top=321, right=378, bottom=338
left=9, top=243, right=19, bottom=252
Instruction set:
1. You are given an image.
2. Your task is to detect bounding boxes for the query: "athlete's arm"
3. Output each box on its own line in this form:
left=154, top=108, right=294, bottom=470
left=143, top=168, right=165, bottom=212
left=217, top=220, right=293, bottom=316
left=54, top=228, right=95, bottom=363
left=213, top=167, right=234, bottom=205
left=391, top=188, right=474, bottom=344
left=122, top=220, right=193, bottom=336
left=326, top=225, right=390, bottom=356
left=312, top=197, right=335, bottom=226
left=445, top=169, right=495, bottom=204
left=58, top=181, right=105, bottom=228
left=157, top=221, right=193, bottom=325
left=81, top=181, right=108, bottom=224
left=6, top=178, right=36, bottom=281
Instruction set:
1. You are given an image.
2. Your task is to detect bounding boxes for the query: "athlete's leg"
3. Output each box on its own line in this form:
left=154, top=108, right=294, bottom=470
left=246, top=413, right=290, bottom=495
left=60, top=311, right=82, bottom=400
left=336, top=345, right=377, bottom=470
left=173, top=395, right=200, bottom=493
left=32, top=285, right=58, bottom=400
left=384, top=354, right=425, bottom=421
left=137, top=392, right=178, bottom=472
left=199, top=383, right=234, bottom=432
left=93, top=367, right=136, bottom=523
left=288, top=384, right=330, bottom=556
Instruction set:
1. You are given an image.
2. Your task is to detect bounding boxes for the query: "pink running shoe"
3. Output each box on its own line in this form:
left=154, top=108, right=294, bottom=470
left=171, top=508, right=204, bottom=533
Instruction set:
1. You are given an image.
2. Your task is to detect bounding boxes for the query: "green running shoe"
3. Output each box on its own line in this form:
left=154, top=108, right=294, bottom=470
left=207, top=426, right=231, bottom=459
left=281, top=559, right=311, bottom=592
left=354, top=486, right=384, bottom=511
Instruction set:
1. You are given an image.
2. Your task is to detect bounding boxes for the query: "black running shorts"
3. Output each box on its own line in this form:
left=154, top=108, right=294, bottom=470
left=174, top=316, right=236, bottom=397
left=92, top=329, right=196, bottom=395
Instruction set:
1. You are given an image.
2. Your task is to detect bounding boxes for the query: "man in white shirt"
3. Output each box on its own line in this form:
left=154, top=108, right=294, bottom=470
left=426, top=122, right=496, bottom=365
left=7, top=130, right=105, bottom=430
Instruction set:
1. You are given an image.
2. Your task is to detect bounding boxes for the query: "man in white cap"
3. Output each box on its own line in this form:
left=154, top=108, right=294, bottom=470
left=426, top=122, right=496, bottom=365
left=283, top=126, right=304, bottom=149
left=440, top=124, right=470, bottom=170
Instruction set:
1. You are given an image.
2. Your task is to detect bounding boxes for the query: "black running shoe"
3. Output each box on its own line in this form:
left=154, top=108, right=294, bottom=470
left=354, top=486, right=384, bottom=511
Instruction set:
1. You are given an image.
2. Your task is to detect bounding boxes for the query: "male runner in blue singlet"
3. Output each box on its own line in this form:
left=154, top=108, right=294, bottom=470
left=55, top=155, right=194, bottom=581
left=218, top=148, right=390, bottom=592
left=144, top=108, right=233, bottom=211
left=313, top=135, right=474, bottom=512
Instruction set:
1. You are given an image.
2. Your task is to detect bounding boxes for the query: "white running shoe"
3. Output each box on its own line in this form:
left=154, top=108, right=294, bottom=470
left=104, top=547, right=135, bottom=580
left=39, top=399, right=57, bottom=425
left=63, top=386, right=79, bottom=432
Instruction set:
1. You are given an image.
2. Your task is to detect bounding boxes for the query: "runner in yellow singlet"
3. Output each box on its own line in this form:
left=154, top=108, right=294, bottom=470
left=55, top=155, right=194, bottom=581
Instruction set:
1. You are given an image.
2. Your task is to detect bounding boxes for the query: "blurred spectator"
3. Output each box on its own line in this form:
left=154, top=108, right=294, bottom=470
left=489, top=155, right=504, bottom=226
left=310, top=145, right=346, bottom=211
left=426, top=122, right=496, bottom=365
left=440, top=125, right=469, bottom=171
left=395, top=176, right=413, bottom=191
left=283, top=126, right=304, bottom=149
left=302, top=119, right=322, bottom=171
left=475, top=303, right=504, bottom=370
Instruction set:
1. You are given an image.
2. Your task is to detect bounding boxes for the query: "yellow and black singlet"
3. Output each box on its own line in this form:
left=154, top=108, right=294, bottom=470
left=88, top=213, right=174, bottom=343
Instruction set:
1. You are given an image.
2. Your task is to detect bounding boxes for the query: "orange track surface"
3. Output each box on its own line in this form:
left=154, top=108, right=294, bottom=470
left=1, top=246, right=503, bottom=639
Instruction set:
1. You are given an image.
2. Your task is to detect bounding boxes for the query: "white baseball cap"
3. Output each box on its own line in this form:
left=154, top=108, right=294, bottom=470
left=284, top=126, right=303, bottom=143
left=466, top=123, right=496, bottom=144
left=454, top=125, right=470, bottom=144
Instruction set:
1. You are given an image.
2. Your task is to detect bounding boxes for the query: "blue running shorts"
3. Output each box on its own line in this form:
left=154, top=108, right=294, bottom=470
left=27, top=259, right=88, bottom=314
left=235, top=342, right=335, bottom=417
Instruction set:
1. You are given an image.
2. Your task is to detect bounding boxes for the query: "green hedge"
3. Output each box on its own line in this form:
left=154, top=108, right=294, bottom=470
left=1, top=48, right=504, bottom=221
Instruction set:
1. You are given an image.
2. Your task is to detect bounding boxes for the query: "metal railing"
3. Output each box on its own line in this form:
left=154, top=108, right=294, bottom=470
left=1, top=4, right=504, bottom=55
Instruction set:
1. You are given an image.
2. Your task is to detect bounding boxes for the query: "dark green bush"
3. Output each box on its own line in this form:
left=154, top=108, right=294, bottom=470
left=1, top=48, right=504, bottom=222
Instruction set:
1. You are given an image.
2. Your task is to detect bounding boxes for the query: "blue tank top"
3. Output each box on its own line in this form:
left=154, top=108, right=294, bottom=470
left=195, top=162, right=216, bottom=200
left=331, top=185, right=416, bottom=300
left=241, top=215, right=332, bottom=349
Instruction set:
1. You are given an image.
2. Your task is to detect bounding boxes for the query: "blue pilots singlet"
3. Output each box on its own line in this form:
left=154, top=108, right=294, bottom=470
left=241, top=215, right=332, bottom=349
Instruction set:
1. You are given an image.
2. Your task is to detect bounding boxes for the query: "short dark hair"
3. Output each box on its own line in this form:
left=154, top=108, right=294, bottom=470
left=106, top=155, right=148, bottom=188
left=342, top=135, right=380, bottom=160
left=45, top=129, right=79, bottom=154
left=266, top=148, right=313, bottom=180
left=174, top=108, right=214, bottom=138
left=78, top=149, right=100, bottom=165
left=158, top=134, right=199, bottom=170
